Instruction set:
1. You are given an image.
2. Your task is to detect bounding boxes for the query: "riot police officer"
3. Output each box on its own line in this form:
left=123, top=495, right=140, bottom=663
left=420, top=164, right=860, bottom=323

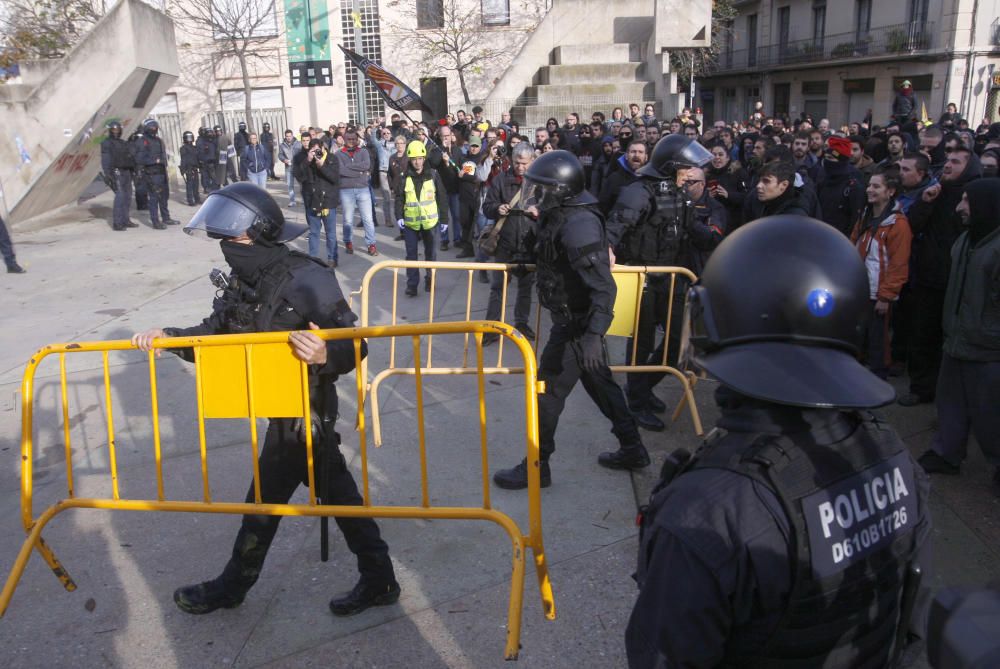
left=493, top=150, right=648, bottom=490
left=100, top=121, right=138, bottom=231
left=134, top=119, right=177, bottom=229
left=195, top=127, right=219, bottom=193
left=260, top=121, right=277, bottom=180
left=626, top=216, right=930, bottom=668
left=235, top=120, right=250, bottom=180
left=179, top=131, right=201, bottom=206
left=129, top=126, right=148, bottom=211
left=606, top=135, right=718, bottom=431
left=131, top=183, right=400, bottom=617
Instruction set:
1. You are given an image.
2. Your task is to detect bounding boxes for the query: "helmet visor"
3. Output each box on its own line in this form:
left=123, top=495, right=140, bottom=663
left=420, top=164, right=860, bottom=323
left=184, top=193, right=257, bottom=239
left=678, top=140, right=712, bottom=167
left=518, top=178, right=564, bottom=213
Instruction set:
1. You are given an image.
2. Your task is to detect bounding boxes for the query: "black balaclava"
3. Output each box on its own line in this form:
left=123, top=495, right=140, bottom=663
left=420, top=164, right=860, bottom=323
left=220, top=239, right=286, bottom=283
left=963, top=178, right=1000, bottom=246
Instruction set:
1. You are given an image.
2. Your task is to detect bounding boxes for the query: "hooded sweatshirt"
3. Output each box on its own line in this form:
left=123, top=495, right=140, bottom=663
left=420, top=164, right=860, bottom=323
left=941, top=178, right=1000, bottom=360
left=907, top=152, right=981, bottom=289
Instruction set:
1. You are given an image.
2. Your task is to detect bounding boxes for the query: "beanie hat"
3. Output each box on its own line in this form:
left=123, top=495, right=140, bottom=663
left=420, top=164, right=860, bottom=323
left=826, top=136, right=852, bottom=160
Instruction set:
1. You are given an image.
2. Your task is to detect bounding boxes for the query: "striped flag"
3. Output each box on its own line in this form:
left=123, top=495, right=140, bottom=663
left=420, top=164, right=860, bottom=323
left=338, top=45, right=432, bottom=114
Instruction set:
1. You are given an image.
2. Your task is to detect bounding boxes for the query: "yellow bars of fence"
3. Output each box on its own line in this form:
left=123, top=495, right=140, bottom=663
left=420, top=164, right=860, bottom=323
left=0, top=322, right=552, bottom=661
left=353, top=260, right=704, bottom=446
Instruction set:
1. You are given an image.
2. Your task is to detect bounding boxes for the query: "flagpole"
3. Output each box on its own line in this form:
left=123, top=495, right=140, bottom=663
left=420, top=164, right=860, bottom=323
left=396, top=109, right=457, bottom=170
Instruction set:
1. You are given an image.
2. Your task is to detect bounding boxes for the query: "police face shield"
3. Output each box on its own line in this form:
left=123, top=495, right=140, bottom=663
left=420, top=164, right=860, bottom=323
left=678, top=140, right=713, bottom=168
left=518, top=178, right=565, bottom=213
left=184, top=195, right=258, bottom=240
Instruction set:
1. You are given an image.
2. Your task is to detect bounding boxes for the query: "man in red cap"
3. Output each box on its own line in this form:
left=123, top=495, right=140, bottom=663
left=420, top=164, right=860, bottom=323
left=892, top=79, right=919, bottom=126
left=816, top=135, right=866, bottom=236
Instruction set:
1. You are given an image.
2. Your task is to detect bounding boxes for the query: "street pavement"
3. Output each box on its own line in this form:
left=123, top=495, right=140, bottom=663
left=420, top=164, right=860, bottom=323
left=0, top=181, right=997, bottom=668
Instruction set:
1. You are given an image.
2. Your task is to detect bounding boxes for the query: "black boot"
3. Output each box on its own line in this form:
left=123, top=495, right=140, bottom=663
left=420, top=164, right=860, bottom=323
left=493, top=458, right=551, bottom=490
left=329, top=578, right=400, bottom=616
left=514, top=322, right=536, bottom=340
left=6, top=262, right=26, bottom=274
left=632, top=407, right=665, bottom=432
left=598, top=443, right=650, bottom=470
left=173, top=576, right=246, bottom=614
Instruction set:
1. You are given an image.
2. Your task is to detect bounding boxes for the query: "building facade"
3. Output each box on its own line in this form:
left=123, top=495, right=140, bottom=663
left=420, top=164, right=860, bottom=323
left=155, top=0, right=548, bottom=132
left=698, top=0, right=1000, bottom=127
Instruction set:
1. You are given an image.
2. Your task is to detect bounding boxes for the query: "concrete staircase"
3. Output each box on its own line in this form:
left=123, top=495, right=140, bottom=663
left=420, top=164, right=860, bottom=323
left=511, top=43, right=660, bottom=129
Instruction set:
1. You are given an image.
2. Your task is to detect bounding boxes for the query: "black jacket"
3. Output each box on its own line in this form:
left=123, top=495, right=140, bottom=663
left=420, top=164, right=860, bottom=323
left=481, top=169, right=535, bottom=262
left=179, top=143, right=199, bottom=172
left=743, top=186, right=810, bottom=222
left=101, top=136, right=135, bottom=171
left=816, top=160, right=866, bottom=236
left=598, top=155, right=640, bottom=214
left=706, top=162, right=749, bottom=230
left=906, top=154, right=982, bottom=289
left=626, top=390, right=930, bottom=669
left=295, top=150, right=340, bottom=213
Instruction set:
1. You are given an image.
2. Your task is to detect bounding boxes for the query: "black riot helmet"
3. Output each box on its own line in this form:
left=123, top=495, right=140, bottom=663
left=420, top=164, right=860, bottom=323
left=197, top=127, right=208, bottom=138
left=686, top=215, right=895, bottom=409
left=519, top=149, right=597, bottom=211
left=213, top=125, right=222, bottom=135
left=106, top=121, right=122, bottom=138
left=638, top=134, right=711, bottom=179
left=143, top=119, right=159, bottom=136
left=238, top=121, right=247, bottom=130
left=184, top=182, right=307, bottom=243
left=262, top=122, right=271, bottom=131
left=183, top=131, right=194, bottom=143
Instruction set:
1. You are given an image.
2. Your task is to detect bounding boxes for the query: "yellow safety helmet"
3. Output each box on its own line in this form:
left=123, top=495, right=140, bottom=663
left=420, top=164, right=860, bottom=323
left=406, top=140, right=427, bottom=158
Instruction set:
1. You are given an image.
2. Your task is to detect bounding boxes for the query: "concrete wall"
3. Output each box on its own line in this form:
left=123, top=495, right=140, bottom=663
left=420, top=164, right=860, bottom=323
left=486, top=0, right=654, bottom=103
left=0, top=0, right=179, bottom=223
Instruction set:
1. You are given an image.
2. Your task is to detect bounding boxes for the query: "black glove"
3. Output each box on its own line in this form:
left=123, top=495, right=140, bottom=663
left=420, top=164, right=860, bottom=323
left=290, top=409, right=325, bottom=443
left=577, top=333, right=606, bottom=373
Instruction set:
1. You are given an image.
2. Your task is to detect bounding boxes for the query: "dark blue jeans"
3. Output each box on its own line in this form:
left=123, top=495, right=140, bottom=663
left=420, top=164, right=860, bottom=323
left=0, top=214, right=16, bottom=265
left=403, top=226, right=437, bottom=288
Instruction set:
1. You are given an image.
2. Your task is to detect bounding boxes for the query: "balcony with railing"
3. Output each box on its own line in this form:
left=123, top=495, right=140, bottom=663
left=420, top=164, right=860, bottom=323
left=711, top=21, right=935, bottom=74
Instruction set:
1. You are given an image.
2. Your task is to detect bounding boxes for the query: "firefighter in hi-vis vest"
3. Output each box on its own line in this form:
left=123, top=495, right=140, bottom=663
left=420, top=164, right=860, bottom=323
left=394, top=140, right=449, bottom=297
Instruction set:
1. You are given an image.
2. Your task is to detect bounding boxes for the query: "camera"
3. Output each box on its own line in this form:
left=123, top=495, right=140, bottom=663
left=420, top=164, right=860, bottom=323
left=493, top=143, right=506, bottom=157
left=209, top=267, right=230, bottom=290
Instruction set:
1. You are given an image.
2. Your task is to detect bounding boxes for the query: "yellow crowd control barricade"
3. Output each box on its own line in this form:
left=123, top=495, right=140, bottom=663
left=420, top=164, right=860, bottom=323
left=351, top=260, right=703, bottom=447
left=0, top=321, right=554, bottom=660
left=608, top=265, right=703, bottom=435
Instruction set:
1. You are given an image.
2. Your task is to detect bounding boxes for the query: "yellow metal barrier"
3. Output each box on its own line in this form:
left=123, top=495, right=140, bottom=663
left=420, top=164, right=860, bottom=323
left=350, top=260, right=703, bottom=446
left=0, top=321, right=554, bottom=660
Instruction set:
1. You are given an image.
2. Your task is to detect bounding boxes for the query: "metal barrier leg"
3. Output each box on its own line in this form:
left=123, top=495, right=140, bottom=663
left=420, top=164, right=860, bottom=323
left=0, top=505, right=69, bottom=617
left=34, top=536, right=76, bottom=592
left=504, top=535, right=528, bottom=660
left=532, top=547, right=556, bottom=620
left=671, top=372, right=704, bottom=436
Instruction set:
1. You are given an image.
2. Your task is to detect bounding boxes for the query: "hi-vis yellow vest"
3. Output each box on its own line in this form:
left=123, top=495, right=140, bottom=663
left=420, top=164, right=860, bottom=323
left=403, top=174, right=439, bottom=230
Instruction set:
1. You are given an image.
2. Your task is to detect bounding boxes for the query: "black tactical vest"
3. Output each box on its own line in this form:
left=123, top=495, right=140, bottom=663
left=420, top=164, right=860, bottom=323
left=620, top=180, right=692, bottom=265
left=534, top=208, right=573, bottom=321
left=638, top=414, right=922, bottom=668
left=104, top=137, right=136, bottom=170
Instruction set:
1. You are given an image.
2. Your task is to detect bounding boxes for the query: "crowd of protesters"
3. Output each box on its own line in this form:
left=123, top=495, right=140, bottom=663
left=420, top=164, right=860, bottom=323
left=272, top=96, right=1000, bottom=488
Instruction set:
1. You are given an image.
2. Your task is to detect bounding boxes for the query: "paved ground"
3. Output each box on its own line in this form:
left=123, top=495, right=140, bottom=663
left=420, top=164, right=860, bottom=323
left=0, top=181, right=997, bottom=668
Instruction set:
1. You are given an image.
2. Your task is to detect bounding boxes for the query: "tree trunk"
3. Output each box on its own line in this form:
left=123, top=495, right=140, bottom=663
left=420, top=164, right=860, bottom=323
left=457, top=68, right=471, bottom=105
left=236, top=48, right=254, bottom=132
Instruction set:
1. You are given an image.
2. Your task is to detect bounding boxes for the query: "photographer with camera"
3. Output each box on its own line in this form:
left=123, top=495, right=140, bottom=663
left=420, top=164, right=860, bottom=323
left=295, top=138, right=341, bottom=266
left=607, top=135, right=718, bottom=431
left=130, top=183, right=400, bottom=619
left=480, top=141, right=537, bottom=345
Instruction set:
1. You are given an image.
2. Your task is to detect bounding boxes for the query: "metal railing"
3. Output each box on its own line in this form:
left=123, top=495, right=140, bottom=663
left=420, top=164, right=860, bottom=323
left=462, top=97, right=660, bottom=129
left=200, top=107, right=290, bottom=135
left=712, top=21, right=935, bottom=73
left=349, top=260, right=704, bottom=449
left=0, top=322, right=554, bottom=661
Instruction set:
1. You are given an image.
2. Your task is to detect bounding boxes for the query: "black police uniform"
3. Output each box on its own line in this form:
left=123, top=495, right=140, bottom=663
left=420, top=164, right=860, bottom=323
left=260, top=124, right=277, bottom=179
left=627, top=389, right=930, bottom=668
left=129, top=131, right=148, bottom=210
left=165, top=239, right=396, bottom=609
left=101, top=130, right=137, bottom=230
left=606, top=137, right=719, bottom=424
left=179, top=137, right=201, bottom=206
left=533, top=202, right=643, bottom=467
left=627, top=216, right=932, bottom=669
left=195, top=129, right=219, bottom=193
left=135, top=127, right=174, bottom=228
left=234, top=124, right=250, bottom=180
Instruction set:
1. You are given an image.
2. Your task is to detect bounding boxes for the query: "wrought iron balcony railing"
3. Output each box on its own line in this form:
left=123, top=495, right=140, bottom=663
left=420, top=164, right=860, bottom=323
left=712, top=21, right=934, bottom=73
